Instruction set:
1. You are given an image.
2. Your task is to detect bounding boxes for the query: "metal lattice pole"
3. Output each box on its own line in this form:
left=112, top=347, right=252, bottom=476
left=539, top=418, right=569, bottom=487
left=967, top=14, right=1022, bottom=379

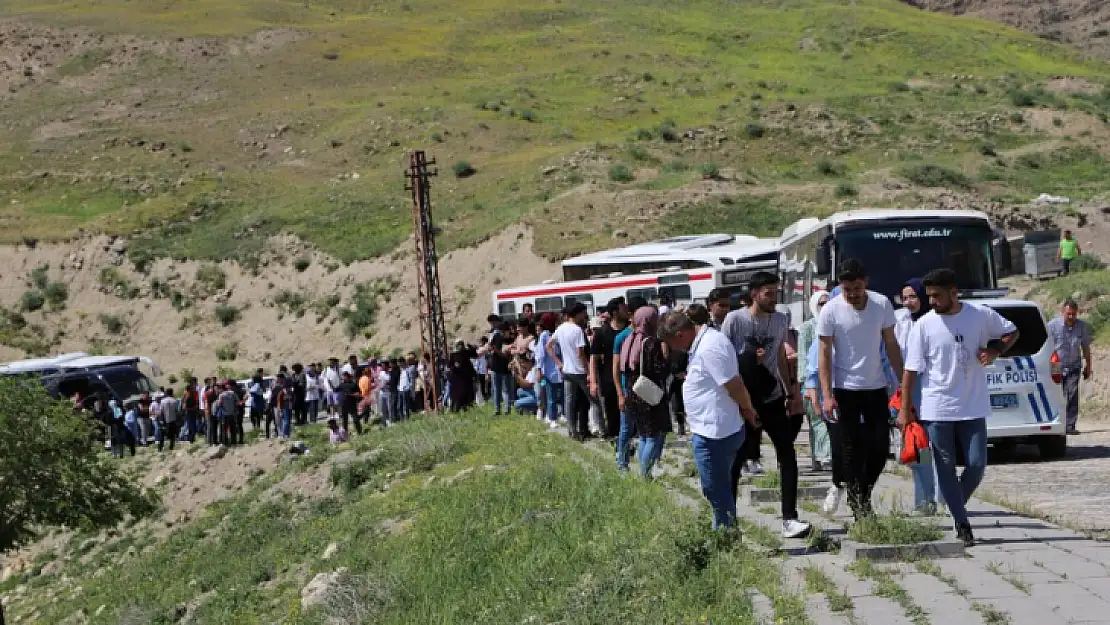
left=405, top=151, right=448, bottom=412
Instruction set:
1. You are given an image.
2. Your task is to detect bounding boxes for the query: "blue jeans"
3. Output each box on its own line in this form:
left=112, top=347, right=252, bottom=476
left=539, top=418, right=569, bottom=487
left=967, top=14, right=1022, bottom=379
left=544, top=379, right=563, bottom=421
left=638, top=433, right=666, bottom=478
left=280, top=407, right=293, bottom=438
left=307, top=399, right=319, bottom=423
left=911, top=459, right=943, bottom=510
left=514, top=388, right=537, bottom=413
left=925, top=418, right=987, bottom=527
left=492, top=371, right=514, bottom=414
left=126, top=421, right=141, bottom=447
left=616, top=409, right=637, bottom=469
left=690, top=430, right=746, bottom=529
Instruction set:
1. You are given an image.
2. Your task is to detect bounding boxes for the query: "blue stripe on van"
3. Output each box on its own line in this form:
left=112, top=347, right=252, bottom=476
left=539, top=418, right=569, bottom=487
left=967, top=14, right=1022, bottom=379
left=1036, top=382, right=1054, bottom=422
left=1027, top=392, right=1043, bottom=422
left=1026, top=357, right=1037, bottom=370
left=1013, top=358, right=1024, bottom=371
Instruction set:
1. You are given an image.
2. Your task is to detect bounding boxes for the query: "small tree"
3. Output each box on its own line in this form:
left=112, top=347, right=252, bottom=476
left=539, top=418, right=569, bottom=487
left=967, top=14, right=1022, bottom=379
left=0, top=377, right=158, bottom=555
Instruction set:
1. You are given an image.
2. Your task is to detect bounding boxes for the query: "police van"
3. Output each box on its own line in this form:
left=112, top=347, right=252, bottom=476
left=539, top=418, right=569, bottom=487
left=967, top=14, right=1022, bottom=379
left=975, top=298, right=1066, bottom=459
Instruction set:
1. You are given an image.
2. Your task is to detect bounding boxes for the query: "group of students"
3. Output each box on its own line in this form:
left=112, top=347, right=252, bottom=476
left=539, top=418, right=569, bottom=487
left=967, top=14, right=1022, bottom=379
left=636, top=259, right=1018, bottom=547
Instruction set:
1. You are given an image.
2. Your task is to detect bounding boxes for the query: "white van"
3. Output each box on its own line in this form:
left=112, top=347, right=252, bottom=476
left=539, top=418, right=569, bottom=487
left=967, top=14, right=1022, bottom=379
left=974, top=299, right=1067, bottom=459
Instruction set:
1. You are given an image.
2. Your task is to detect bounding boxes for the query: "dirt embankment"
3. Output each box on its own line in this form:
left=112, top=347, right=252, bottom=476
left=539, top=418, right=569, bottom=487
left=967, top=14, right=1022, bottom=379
left=0, top=225, right=557, bottom=379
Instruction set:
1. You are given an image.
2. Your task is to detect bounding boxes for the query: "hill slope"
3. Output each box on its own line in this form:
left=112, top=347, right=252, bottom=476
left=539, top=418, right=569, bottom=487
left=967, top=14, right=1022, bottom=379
left=2, top=0, right=1110, bottom=370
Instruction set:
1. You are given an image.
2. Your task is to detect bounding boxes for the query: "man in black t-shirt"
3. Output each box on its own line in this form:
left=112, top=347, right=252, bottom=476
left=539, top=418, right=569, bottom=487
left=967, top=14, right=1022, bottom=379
left=590, top=297, right=628, bottom=439
left=486, top=321, right=514, bottom=415
left=337, top=371, right=363, bottom=434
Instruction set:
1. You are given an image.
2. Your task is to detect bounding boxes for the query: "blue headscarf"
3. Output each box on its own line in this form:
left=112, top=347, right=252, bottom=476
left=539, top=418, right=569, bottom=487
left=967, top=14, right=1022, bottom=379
left=902, top=278, right=929, bottom=321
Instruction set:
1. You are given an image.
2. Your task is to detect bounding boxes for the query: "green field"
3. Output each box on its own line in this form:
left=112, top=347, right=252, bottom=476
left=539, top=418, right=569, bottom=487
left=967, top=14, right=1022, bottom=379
left=2, top=0, right=1110, bottom=262
left=0, top=411, right=807, bottom=624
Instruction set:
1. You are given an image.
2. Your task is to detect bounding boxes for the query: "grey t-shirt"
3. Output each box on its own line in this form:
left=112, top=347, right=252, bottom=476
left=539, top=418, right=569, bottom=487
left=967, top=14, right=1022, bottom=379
left=1047, top=316, right=1092, bottom=369
left=721, top=307, right=790, bottom=397
left=161, top=398, right=180, bottom=423
left=217, top=390, right=238, bottom=417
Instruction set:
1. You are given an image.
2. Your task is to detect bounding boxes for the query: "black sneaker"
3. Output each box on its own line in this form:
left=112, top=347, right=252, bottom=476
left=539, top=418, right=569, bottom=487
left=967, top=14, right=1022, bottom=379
left=955, top=521, right=975, bottom=547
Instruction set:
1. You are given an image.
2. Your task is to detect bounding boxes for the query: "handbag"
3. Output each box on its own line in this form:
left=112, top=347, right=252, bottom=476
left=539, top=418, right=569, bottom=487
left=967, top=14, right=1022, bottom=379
left=631, top=340, right=665, bottom=406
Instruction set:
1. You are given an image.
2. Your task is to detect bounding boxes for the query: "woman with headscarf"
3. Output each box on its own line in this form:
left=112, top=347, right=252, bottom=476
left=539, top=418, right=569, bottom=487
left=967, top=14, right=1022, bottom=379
left=800, top=290, right=832, bottom=472
left=620, top=306, right=671, bottom=478
left=806, top=287, right=846, bottom=513
left=448, top=339, right=478, bottom=412
left=895, top=277, right=943, bottom=514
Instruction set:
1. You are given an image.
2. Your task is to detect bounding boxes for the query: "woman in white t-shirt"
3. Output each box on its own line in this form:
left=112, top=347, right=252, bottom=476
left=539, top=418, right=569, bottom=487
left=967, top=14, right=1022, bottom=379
left=659, top=309, right=758, bottom=529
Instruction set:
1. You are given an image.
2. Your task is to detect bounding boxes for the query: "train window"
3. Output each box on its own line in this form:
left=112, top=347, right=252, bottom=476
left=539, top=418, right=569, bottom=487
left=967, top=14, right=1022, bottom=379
left=497, top=302, right=517, bottom=319
left=534, top=297, right=564, bottom=313
left=565, top=294, right=595, bottom=316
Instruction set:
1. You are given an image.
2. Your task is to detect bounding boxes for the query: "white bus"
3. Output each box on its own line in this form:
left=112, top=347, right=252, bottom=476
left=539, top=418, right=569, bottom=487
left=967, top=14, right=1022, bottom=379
left=778, top=209, right=1067, bottom=458
left=492, top=262, right=775, bottom=321
left=560, top=233, right=780, bottom=281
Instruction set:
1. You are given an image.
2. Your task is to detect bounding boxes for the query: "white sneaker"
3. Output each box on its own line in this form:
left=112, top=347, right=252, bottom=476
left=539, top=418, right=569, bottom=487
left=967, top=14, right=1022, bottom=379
left=747, top=460, right=765, bottom=475
left=782, top=519, right=813, bottom=539
left=822, top=485, right=842, bottom=514
left=536, top=409, right=545, bottom=421
left=549, top=421, right=561, bottom=430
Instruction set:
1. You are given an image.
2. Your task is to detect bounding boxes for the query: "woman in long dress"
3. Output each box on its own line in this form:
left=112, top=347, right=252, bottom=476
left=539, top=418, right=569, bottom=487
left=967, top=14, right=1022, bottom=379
left=448, top=340, right=477, bottom=412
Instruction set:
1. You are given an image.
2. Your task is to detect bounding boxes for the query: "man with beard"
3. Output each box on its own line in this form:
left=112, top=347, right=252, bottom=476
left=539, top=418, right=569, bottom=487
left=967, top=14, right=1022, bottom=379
left=722, top=271, right=812, bottom=539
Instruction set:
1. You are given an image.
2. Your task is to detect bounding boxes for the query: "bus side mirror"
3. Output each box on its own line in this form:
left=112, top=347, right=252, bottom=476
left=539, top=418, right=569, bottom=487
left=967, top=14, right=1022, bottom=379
left=815, top=238, right=832, bottom=275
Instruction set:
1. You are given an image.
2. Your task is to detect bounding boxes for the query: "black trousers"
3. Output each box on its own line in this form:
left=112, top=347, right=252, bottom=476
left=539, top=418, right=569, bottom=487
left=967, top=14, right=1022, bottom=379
left=740, top=423, right=763, bottom=462
left=341, top=403, right=362, bottom=435
left=730, top=402, right=803, bottom=520
left=599, top=375, right=621, bottom=438
left=669, top=378, right=686, bottom=434
left=832, top=388, right=891, bottom=517
left=158, top=421, right=181, bottom=452
left=826, top=419, right=847, bottom=487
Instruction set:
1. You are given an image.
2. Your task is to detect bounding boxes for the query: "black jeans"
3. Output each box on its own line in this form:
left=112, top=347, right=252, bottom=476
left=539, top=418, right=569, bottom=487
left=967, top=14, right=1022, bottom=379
left=158, top=421, right=181, bottom=451
left=599, top=375, right=621, bottom=438
left=342, top=403, right=362, bottom=435
left=669, top=378, right=686, bottom=434
left=563, top=374, right=591, bottom=437
left=825, top=419, right=846, bottom=487
left=740, top=423, right=763, bottom=463
left=832, top=388, right=891, bottom=517
left=728, top=401, right=803, bottom=519
left=264, top=409, right=276, bottom=439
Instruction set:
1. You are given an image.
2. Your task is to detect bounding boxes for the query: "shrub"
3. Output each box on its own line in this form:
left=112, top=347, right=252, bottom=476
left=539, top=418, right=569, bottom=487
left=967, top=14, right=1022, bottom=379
left=19, top=290, right=44, bottom=312
left=28, top=264, right=49, bottom=290
left=899, top=163, right=972, bottom=189
left=342, top=279, right=393, bottom=338
left=744, top=122, right=765, bottom=139
left=816, top=159, right=846, bottom=176
left=698, top=163, right=722, bottom=180
left=977, top=142, right=997, bottom=157
left=1016, top=153, right=1043, bottom=169
left=663, top=160, right=689, bottom=172
left=1009, top=89, right=1036, bottom=107
left=98, top=313, right=126, bottom=334
left=215, top=342, right=239, bottom=361
left=293, top=257, right=311, bottom=273
left=194, top=263, right=227, bottom=294
left=98, top=267, right=138, bottom=299
left=888, top=81, right=911, bottom=93
left=273, top=289, right=308, bottom=318
left=1070, top=254, right=1106, bottom=273
left=314, top=293, right=342, bottom=319
left=628, top=145, right=651, bottom=161
left=834, top=182, right=858, bottom=198
left=519, top=109, right=538, bottom=122
left=633, top=128, right=654, bottom=141
left=453, top=161, right=476, bottom=178
left=657, top=119, right=679, bottom=142
left=128, top=248, right=154, bottom=274
left=608, top=163, right=634, bottom=182
left=1009, top=111, right=1025, bottom=124
left=430, top=132, right=444, bottom=143
left=214, top=304, right=241, bottom=326
left=43, top=282, right=68, bottom=310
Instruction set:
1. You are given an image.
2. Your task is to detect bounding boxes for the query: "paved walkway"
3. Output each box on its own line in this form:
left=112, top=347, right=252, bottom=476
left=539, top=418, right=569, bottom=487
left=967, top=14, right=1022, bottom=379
left=578, top=424, right=1110, bottom=625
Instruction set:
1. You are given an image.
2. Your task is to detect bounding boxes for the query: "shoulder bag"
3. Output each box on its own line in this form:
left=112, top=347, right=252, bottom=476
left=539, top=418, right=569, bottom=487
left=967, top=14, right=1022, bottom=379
left=632, top=339, right=665, bottom=406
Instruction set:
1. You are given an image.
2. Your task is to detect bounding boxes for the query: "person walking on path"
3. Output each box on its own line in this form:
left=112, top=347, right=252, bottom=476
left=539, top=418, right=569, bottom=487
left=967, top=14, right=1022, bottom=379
left=591, top=298, right=628, bottom=439
left=1056, top=229, right=1082, bottom=276
left=799, top=290, right=831, bottom=472
left=1047, top=299, right=1093, bottom=435
left=658, top=310, right=759, bottom=529
left=158, top=389, right=182, bottom=452
left=722, top=272, right=812, bottom=538
left=613, top=297, right=649, bottom=468
left=817, top=259, right=904, bottom=520
left=619, top=306, right=671, bottom=478
left=894, top=278, right=942, bottom=513
left=899, top=268, right=1018, bottom=546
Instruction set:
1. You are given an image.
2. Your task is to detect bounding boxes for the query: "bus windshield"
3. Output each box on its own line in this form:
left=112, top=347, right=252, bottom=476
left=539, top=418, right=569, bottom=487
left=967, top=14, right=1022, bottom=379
left=835, top=223, right=994, bottom=302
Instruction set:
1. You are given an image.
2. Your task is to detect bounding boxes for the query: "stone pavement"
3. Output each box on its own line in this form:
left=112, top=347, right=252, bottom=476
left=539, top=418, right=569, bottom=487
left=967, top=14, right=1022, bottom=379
left=577, top=423, right=1110, bottom=625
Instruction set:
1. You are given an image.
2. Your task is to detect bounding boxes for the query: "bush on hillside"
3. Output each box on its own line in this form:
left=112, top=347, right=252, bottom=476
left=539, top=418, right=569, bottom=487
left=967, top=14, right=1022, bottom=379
left=453, top=161, right=476, bottom=178
left=0, top=376, right=158, bottom=554
left=744, top=122, right=765, bottom=139
left=44, top=282, right=69, bottom=310
left=899, top=163, right=971, bottom=189
left=98, top=313, right=126, bottom=334
left=294, top=257, right=311, bottom=273
left=28, top=264, right=49, bottom=290
left=609, top=164, right=634, bottom=183
left=215, top=342, right=239, bottom=361
left=1070, top=254, right=1106, bottom=273
left=214, top=304, right=241, bottom=326
left=835, top=182, right=858, bottom=198
left=698, top=163, right=722, bottom=180
left=19, top=290, right=44, bottom=313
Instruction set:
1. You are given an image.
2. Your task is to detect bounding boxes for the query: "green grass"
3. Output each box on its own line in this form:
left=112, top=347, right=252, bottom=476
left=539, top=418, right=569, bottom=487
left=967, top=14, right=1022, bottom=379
left=1, top=0, right=1109, bottom=263
left=981, top=146, right=1110, bottom=199
left=11, top=411, right=807, bottom=624
left=847, top=515, right=943, bottom=545
left=752, top=471, right=782, bottom=490
left=803, top=566, right=854, bottom=613
left=660, top=196, right=803, bottom=240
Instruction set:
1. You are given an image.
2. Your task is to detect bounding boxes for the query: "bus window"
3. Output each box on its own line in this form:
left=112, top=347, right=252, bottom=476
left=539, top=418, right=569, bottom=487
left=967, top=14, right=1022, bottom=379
left=565, top=294, right=595, bottom=316
left=659, top=285, right=692, bottom=306
left=497, top=302, right=517, bottom=320
left=627, top=288, right=656, bottom=304
left=535, top=297, right=564, bottom=313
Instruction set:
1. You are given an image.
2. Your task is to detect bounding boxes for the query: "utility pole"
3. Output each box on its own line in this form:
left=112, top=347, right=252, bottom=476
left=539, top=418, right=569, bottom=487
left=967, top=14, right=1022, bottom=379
left=405, top=151, right=448, bottom=412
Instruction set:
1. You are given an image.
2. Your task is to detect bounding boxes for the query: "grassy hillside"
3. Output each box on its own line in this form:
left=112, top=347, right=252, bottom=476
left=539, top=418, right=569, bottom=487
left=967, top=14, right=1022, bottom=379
left=1, top=0, right=1110, bottom=263
left=0, top=411, right=805, bottom=624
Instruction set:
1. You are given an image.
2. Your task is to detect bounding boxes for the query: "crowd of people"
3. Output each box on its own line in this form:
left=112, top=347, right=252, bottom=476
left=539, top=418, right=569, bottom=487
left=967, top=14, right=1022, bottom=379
left=86, top=354, right=432, bottom=456
left=80, top=254, right=1094, bottom=549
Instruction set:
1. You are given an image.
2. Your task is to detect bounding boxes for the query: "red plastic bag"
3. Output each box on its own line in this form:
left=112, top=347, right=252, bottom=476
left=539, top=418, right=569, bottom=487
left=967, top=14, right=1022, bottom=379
left=900, top=421, right=930, bottom=465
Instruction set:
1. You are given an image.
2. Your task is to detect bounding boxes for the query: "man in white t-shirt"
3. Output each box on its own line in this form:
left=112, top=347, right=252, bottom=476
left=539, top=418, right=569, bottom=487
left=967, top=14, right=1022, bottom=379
left=899, top=268, right=1018, bottom=546
left=547, top=302, right=590, bottom=440
left=659, top=310, right=758, bottom=529
left=817, top=258, right=903, bottom=520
